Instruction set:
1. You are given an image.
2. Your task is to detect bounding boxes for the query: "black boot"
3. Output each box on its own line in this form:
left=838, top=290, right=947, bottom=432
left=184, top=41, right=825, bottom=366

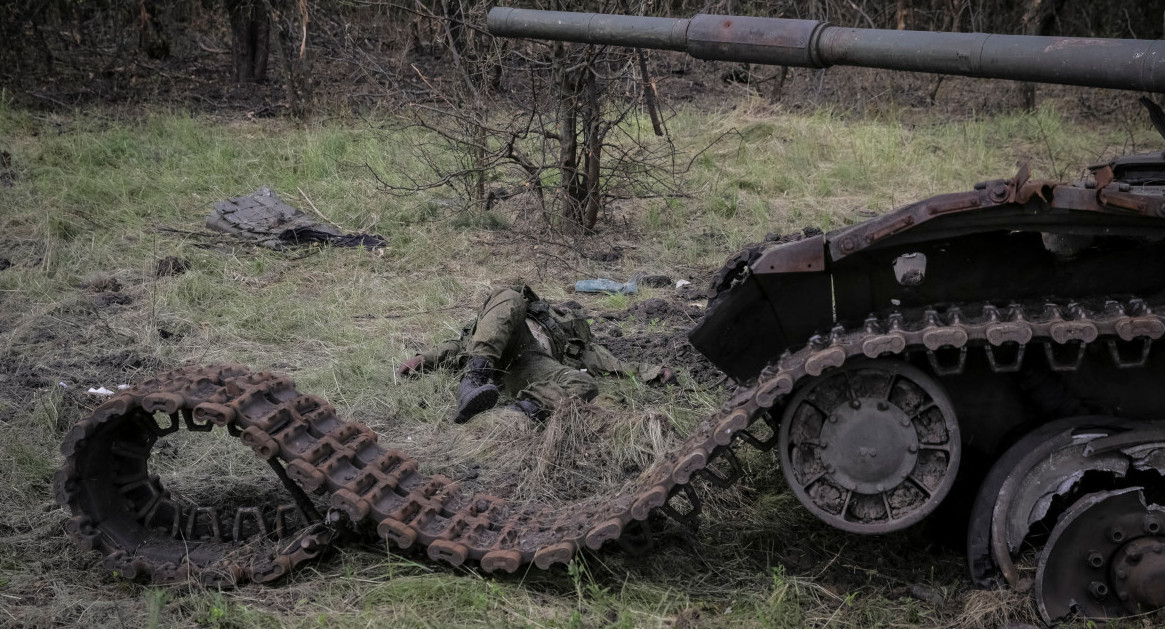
left=505, top=399, right=546, bottom=421
left=454, top=356, right=499, bottom=424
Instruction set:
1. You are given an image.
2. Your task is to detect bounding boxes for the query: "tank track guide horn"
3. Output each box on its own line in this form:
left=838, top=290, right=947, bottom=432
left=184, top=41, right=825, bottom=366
left=57, top=8, right=1165, bottom=625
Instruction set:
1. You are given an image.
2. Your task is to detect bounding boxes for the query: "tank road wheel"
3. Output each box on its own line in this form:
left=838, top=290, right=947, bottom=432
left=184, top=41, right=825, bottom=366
left=968, top=419, right=1165, bottom=624
left=1036, top=488, right=1165, bottom=622
left=778, top=360, right=961, bottom=534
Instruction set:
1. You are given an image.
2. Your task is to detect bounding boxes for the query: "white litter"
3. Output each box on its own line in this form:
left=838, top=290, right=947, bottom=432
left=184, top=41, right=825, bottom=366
left=59, top=382, right=69, bottom=388
left=676, top=280, right=691, bottom=289
left=117, top=384, right=130, bottom=390
left=87, top=387, right=115, bottom=396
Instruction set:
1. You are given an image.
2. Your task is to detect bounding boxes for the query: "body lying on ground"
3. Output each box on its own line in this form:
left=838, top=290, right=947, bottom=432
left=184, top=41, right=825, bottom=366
left=398, top=284, right=673, bottom=422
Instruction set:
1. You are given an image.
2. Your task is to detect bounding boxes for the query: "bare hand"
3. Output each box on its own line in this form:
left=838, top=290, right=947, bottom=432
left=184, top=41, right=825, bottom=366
left=655, top=366, right=677, bottom=386
left=397, top=355, right=423, bottom=377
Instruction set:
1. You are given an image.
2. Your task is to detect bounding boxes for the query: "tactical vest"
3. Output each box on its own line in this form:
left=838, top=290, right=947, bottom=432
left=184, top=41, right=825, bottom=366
left=522, top=286, right=592, bottom=368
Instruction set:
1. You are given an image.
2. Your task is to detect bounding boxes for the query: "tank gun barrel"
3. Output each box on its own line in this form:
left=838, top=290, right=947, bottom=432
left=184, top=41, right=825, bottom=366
left=488, top=7, right=1165, bottom=93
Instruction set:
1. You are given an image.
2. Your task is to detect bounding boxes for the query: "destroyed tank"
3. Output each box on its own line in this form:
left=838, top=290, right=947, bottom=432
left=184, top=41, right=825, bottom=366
left=52, top=9, right=1164, bottom=627
left=490, top=7, right=1165, bottom=624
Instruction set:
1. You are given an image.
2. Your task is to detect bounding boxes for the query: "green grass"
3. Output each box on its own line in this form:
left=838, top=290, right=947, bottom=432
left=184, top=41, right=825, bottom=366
left=0, top=101, right=1157, bottom=628
left=654, top=100, right=1146, bottom=268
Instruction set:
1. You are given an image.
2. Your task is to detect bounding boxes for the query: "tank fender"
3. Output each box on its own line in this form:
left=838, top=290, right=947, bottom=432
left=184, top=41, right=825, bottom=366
left=751, top=233, right=827, bottom=274
left=689, top=234, right=833, bottom=383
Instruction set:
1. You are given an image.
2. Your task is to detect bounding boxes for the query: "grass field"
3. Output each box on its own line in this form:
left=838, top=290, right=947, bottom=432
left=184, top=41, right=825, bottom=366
left=0, top=93, right=1158, bottom=628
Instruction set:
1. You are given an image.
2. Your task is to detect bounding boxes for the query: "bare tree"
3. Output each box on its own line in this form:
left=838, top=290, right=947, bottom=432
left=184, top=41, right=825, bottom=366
left=369, top=0, right=677, bottom=236
left=136, top=0, right=169, bottom=59
left=225, top=0, right=270, bottom=83
left=1020, top=0, right=1068, bottom=110
left=266, top=0, right=313, bottom=116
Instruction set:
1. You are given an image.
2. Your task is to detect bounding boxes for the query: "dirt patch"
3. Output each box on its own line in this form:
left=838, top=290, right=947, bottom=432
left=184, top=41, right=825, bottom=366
left=0, top=350, right=170, bottom=426
left=91, top=292, right=132, bottom=308
left=84, top=277, right=122, bottom=293
left=591, top=294, right=724, bottom=386
left=0, top=358, right=57, bottom=425
left=155, top=255, right=191, bottom=277
left=600, top=329, right=722, bottom=386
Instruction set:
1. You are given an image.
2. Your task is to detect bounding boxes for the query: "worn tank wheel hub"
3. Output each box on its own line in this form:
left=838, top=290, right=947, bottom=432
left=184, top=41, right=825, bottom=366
left=1111, top=535, right=1165, bottom=612
left=1036, top=488, right=1165, bottom=622
left=818, top=397, right=919, bottom=494
left=779, top=360, right=960, bottom=534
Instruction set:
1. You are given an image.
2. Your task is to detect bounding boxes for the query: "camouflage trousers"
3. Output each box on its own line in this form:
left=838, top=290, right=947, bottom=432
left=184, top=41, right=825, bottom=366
left=418, top=287, right=664, bottom=411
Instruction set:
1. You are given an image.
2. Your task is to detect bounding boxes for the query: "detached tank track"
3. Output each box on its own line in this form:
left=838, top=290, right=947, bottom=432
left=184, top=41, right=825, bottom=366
left=54, top=365, right=335, bottom=586
left=57, top=298, right=1165, bottom=583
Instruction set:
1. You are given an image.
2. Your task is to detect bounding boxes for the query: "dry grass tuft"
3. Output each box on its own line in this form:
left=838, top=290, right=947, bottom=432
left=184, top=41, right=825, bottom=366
left=399, top=399, right=679, bottom=506
left=953, top=587, right=1039, bottom=629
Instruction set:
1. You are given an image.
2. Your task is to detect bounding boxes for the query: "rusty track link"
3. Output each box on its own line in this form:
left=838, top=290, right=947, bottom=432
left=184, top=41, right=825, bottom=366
left=57, top=298, right=1165, bottom=581
left=54, top=365, right=334, bottom=586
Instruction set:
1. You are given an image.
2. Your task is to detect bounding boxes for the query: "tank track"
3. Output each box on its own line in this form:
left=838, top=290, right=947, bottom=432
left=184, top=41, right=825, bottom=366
left=54, top=365, right=336, bottom=586
left=57, top=297, right=1165, bottom=584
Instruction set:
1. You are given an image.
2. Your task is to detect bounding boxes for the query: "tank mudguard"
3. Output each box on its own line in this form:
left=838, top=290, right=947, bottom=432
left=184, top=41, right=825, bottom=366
left=689, top=235, right=832, bottom=382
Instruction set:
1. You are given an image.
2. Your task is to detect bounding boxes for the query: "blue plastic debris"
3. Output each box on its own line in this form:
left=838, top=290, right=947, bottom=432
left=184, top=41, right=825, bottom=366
left=574, top=278, right=638, bottom=294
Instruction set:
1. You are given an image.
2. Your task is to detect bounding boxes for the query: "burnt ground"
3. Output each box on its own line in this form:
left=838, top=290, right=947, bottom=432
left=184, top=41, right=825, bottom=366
left=0, top=270, right=174, bottom=428
left=582, top=229, right=825, bottom=390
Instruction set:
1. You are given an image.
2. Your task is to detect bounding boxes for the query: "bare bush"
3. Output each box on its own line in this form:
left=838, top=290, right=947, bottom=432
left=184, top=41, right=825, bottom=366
left=366, top=1, right=681, bottom=237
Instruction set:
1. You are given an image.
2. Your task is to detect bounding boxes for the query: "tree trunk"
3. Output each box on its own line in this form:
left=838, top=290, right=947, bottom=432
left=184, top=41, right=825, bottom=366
left=942, top=0, right=964, bottom=32
left=556, top=44, right=583, bottom=229
left=581, top=68, right=602, bottom=231
left=9, top=3, right=55, bottom=74
left=896, top=0, right=909, bottom=30
left=637, top=49, right=664, bottom=136
left=269, top=0, right=312, bottom=117
left=472, top=118, right=487, bottom=207
left=137, top=0, right=169, bottom=59
left=769, top=65, right=789, bottom=102
left=442, top=0, right=465, bottom=62
left=1020, top=0, right=1067, bottom=110
left=227, top=0, right=270, bottom=83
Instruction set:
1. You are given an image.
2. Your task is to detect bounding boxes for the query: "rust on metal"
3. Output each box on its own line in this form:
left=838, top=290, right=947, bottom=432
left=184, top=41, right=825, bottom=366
left=488, top=8, right=1165, bottom=91
left=751, top=234, right=826, bottom=274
